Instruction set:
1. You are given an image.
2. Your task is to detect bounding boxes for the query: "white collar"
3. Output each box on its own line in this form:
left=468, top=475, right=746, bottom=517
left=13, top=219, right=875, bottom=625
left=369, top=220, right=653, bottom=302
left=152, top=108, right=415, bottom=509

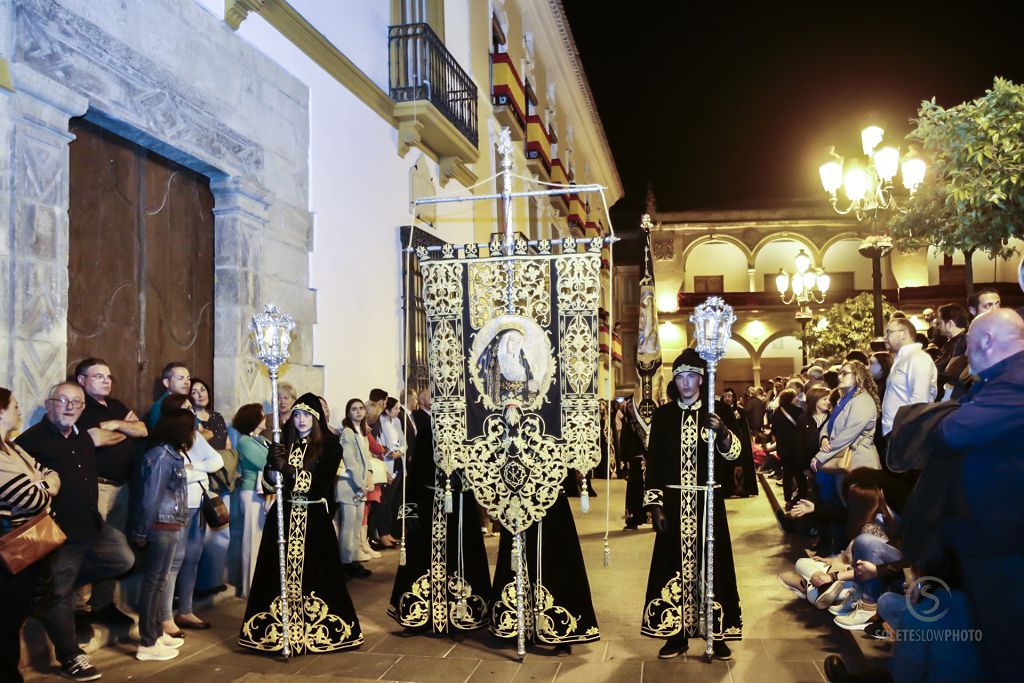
left=896, top=342, right=923, bottom=358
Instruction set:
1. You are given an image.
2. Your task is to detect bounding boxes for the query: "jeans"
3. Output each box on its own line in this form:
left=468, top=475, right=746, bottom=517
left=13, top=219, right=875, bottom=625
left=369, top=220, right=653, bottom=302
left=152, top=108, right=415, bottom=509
left=161, top=508, right=204, bottom=621
left=888, top=589, right=989, bottom=683
left=878, top=591, right=907, bottom=627
left=86, top=483, right=130, bottom=611
left=814, top=470, right=846, bottom=551
left=138, top=529, right=180, bottom=647
left=197, top=491, right=231, bottom=593
left=40, top=522, right=135, bottom=662
left=850, top=533, right=903, bottom=601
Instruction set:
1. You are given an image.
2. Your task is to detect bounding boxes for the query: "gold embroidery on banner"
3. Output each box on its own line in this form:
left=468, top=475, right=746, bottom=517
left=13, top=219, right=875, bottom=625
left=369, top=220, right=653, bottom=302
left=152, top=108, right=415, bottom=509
left=430, top=473, right=448, bottom=632
left=422, top=262, right=463, bottom=319
left=468, top=260, right=551, bottom=328
left=555, top=255, right=601, bottom=312
left=462, top=406, right=565, bottom=535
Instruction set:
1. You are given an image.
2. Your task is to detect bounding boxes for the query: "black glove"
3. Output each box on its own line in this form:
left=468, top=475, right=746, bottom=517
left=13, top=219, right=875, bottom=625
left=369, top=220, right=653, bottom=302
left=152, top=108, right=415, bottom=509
left=268, top=442, right=288, bottom=468
left=650, top=507, right=667, bottom=534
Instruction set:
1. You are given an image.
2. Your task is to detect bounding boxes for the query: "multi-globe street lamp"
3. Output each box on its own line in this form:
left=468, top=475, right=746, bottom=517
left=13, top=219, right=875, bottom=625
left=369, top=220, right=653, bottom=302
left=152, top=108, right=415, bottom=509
left=776, top=248, right=830, bottom=364
left=818, top=125, right=926, bottom=336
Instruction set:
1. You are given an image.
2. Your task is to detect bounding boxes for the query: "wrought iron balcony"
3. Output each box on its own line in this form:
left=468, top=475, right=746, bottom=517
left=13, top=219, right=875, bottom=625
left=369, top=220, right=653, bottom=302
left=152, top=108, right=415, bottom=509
left=388, top=23, right=478, bottom=148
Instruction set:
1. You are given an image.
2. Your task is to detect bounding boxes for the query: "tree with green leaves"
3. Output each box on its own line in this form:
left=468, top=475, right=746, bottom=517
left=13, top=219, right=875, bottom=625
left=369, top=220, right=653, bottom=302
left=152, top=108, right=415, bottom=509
left=800, top=293, right=896, bottom=361
left=888, top=77, right=1024, bottom=291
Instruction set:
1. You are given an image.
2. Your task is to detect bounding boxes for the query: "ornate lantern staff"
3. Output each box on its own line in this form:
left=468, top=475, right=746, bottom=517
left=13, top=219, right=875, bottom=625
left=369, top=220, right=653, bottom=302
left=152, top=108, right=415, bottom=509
left=250, top=303, right=296, bottom=660
left=689, top=296, right=735, bottom=664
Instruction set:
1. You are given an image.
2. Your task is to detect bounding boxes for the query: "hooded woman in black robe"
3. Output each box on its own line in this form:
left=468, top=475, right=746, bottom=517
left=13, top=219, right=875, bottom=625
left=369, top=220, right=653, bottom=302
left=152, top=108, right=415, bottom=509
left=239, top=392, right=362, bottom=655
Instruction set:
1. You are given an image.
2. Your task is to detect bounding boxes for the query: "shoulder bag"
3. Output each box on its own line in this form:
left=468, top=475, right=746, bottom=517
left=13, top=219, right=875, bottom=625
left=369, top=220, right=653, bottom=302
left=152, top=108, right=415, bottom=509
left=198, top=479, right=231, bottom=529
left=0, top=508, right=66, bottom=574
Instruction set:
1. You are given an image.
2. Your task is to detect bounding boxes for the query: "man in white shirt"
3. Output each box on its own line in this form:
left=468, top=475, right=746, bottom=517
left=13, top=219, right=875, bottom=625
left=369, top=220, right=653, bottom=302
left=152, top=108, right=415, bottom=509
left=881, top=317, right=937, bottom=435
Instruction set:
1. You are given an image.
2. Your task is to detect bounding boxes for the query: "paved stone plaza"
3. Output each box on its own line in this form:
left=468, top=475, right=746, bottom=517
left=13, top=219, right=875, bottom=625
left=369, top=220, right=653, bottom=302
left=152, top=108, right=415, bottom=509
left=23, top=479, right=867, bottom=682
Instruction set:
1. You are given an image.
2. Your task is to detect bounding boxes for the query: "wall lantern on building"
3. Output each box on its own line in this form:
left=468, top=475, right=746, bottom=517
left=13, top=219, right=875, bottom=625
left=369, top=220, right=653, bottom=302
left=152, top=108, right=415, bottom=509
left=776, top=249, right=829, bottom=364
left=818, top=125, right=925, bottom=336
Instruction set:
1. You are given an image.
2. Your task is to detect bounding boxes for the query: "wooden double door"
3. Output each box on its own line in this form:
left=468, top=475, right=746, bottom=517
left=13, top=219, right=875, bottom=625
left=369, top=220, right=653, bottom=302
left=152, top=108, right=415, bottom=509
left=66, top=118, right=215, bottom=415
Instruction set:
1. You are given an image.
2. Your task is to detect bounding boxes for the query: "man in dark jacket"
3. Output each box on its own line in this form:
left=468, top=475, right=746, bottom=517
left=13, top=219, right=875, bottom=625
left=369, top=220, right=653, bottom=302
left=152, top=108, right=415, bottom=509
left=16, top=383, right=134, bottom=682
left=935, top=309, right=1024, bottom=683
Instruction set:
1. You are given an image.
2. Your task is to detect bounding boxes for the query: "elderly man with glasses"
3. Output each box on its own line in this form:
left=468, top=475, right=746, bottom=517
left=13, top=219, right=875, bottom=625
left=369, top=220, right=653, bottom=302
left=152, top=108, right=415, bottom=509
left=15, top=382, right=135, bottom=682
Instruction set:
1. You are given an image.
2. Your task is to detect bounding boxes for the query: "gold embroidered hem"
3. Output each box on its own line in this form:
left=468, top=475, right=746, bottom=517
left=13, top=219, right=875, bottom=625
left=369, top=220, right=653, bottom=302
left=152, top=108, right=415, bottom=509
left=640, top=576, right=740, bottom=641
left=386, top=572, right=489, bottom=631
left=239, top=592, right=363, bottom=653
left=490, top=580, right=600, bottom=645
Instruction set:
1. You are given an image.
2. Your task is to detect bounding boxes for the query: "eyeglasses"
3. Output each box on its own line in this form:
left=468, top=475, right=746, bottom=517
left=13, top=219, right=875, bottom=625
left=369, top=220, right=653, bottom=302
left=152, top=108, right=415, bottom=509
left=884, top=329, right=902, bottom=336
left=48, top=397, right=85, bottom=409
left=840, top=370, right=855, bottom=377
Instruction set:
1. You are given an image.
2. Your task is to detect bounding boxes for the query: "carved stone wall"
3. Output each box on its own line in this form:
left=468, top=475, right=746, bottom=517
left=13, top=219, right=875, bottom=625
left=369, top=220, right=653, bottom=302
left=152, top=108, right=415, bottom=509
left=1, top=0, right=320, bottom=415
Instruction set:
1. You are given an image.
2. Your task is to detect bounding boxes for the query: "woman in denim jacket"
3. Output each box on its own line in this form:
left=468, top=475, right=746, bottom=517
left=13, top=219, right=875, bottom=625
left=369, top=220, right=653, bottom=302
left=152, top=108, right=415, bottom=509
left=133, top=408, right=193, bottom=662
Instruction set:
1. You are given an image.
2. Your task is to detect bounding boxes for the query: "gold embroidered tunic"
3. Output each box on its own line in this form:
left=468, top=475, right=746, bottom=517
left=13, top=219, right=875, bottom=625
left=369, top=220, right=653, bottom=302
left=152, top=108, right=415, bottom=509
left=640, top=399, right=743, bottom=642
left=239, top=438, right=363, bottom=654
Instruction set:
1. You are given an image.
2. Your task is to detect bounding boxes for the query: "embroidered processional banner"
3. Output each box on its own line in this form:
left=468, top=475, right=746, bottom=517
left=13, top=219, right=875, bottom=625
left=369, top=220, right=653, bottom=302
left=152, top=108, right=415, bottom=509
left=417, top=234, right=603, bottom=535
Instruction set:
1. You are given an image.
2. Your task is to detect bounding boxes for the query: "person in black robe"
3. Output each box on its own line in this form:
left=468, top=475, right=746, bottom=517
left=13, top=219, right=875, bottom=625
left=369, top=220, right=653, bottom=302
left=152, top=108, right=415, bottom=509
left=490, top=491, right=600, bottom=654
left=388, top=400, right=491, bottom=635
left=641, top=349, right=742, bottom=660
left=720, top=389, right=758, bottom=498
left=239, top=392, right=362, bottom=655
left=619, top=396, right=650, bottom=529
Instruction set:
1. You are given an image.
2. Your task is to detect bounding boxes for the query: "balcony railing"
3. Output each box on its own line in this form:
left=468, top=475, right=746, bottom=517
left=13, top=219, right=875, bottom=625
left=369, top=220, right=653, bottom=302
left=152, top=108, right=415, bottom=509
left=389, top=23, right=478, bottom=148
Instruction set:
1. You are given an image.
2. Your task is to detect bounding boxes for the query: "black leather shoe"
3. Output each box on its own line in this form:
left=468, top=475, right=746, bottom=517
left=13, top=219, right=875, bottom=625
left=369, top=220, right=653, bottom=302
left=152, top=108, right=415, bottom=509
left=712, top=640, right=732, bottom=660
left=554, top=644, right=572, bottom=656
left=657, top=637, right=688, bottom=659
left=823, top=655, right=892, bottom=682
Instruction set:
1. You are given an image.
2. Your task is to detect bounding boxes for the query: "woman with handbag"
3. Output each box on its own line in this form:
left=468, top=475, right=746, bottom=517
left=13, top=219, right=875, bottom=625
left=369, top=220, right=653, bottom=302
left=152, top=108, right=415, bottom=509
left=154, top=394, right=223, bottom=636
left=374, top=397, right=406, bottom=549
left=190, top=378, right=236, bottom=597
left=133, top=408, right=194, bottom=662
left=811, top=361, right=882, bottom=553
left=0, top=388, right=62, bottom=683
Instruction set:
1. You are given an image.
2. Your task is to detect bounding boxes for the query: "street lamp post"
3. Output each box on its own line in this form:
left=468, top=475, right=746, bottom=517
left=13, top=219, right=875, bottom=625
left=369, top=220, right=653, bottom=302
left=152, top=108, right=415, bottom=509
left=818, top=125, right=925, bottom=336
left=776, top=248, right=830, bottom=365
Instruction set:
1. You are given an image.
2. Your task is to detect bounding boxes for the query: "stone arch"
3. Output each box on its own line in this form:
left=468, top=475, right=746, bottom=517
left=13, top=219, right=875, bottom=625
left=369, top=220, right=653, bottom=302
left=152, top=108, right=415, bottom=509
left=756, top=328, right=802, bottom=359
left=679, top=234, right=754, bottom=270
left=751, top=232, right=821, bottom=265
left=820, top=231, right=864, bottom=258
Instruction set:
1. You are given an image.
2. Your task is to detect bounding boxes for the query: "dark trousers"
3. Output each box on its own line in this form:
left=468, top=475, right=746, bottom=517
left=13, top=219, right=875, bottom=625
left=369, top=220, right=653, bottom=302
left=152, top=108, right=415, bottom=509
left=0, top=563, right=41, bottom=683
left=960, top=553, right=1024, bottom=683
left=371, top=478, right=398, bottom=540
left=40, top=523, right=134, bottom=663
left=624, top=456, right=645, bottom=527
left=780, top=450, right=807, bottom=503
left=138, top=529, right=180, bottom=647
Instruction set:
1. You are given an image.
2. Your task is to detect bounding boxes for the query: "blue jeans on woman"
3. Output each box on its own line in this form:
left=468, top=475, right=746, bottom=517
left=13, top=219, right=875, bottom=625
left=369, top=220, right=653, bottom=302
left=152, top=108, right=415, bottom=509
left=851, top=533, right=903, bottom=601
left=815, top=470, right=846, bottom=552
left=139, top=529, right=180, bottom=647
left=162, top=508, right=204, bottom=621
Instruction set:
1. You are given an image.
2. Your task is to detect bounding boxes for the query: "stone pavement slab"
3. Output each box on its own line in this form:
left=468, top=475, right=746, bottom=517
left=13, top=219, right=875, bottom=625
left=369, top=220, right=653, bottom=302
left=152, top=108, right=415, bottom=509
left=22, top=478, right=866, bottom=682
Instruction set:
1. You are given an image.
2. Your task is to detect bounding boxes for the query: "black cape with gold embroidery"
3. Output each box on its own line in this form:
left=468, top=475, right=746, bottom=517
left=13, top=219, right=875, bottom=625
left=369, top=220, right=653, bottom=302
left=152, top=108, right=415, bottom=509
left=490, top=492, right=600, bottom=645
left=388, top=408, right=491, bottom=633
left=239, top=435, right=363, bottom=655
left=640, top=399, right=743, bottom=642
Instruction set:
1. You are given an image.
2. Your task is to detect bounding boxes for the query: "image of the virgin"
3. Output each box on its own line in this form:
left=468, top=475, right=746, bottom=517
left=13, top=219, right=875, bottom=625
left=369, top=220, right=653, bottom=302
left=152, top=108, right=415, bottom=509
left=637, top=290, right=659, bottom=355
left=475, top=327, right=538, bottom=406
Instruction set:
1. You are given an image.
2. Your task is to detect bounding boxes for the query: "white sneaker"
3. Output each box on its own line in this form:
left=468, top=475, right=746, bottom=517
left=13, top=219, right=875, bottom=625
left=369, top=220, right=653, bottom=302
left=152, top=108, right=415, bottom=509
left=828, top=589, right=858, bottom=616
left=776, top=571, right=806, bottom=599
left=137, top=643, right=180, bottom=661
left=158, top=634, right=184, bottom=649
left=834, top=601, right=877, bottom=630
left=814, top=580, right=845, bottom=609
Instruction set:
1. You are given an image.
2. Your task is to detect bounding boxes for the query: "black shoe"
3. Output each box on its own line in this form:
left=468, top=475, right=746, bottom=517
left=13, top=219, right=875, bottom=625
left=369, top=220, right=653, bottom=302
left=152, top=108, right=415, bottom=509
left=60, top=654, right=101, bottom=681
left=88, top=604, right=135, bottom=628
left=864, top=619, right=891, bottom=641
left=712, top=640, right=732, bottom=660
left=554, top=644, right=572, bottom=656
left=345, top=562, right=372, bottom=578
left=657, top=637, right=688, bottom=659
left=823, top=655, right=892, bottom=682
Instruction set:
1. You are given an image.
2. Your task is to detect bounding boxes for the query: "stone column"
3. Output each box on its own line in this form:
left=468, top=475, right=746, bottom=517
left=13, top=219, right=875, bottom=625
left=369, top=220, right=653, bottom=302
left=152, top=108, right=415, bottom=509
left=210, top=175, right=270, bottom=415
left=0, top=64, right=86, bottom=415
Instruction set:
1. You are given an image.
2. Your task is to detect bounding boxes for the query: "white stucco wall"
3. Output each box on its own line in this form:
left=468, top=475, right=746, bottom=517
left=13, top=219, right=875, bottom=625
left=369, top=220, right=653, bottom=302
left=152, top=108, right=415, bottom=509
left=194, top=0, right=475, bottom=411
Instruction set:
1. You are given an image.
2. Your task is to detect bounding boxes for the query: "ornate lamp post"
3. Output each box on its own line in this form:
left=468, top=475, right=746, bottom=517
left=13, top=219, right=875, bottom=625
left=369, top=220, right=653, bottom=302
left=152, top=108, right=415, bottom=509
left=775, top=249, right=830, bottom=365
left=690, top=296, right=736, bottom=664
left=819, top=125, right=925, bottom=336
left=250, top=303, right=295, bottom=659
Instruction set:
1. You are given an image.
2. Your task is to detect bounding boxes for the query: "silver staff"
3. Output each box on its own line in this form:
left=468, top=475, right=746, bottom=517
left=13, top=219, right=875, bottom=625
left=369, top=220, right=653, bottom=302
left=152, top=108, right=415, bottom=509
left=690, top=296, right=735, bottom=663
left=250, top=303, right=296, bottom=660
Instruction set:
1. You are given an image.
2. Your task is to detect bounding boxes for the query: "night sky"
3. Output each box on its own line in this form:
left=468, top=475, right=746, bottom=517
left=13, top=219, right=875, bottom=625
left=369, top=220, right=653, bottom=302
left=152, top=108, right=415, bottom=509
left=563, top=1, right=1024, bottom=236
